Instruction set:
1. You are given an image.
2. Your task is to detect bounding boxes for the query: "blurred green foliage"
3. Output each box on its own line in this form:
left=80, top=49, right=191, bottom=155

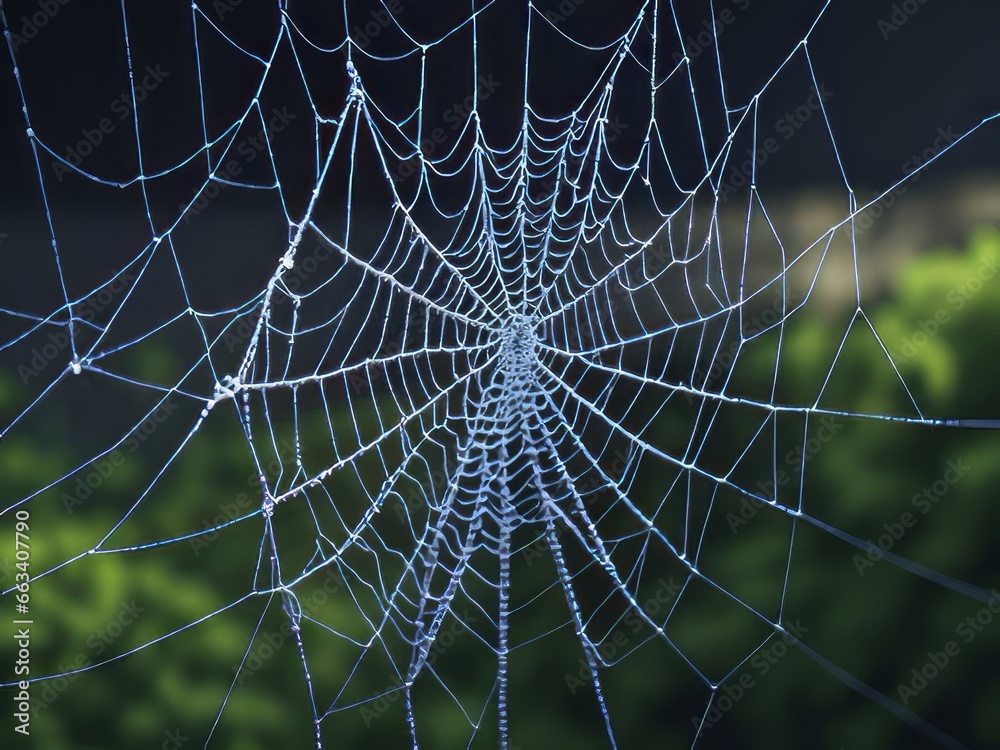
left=2, top=228, right=1000, bottom=750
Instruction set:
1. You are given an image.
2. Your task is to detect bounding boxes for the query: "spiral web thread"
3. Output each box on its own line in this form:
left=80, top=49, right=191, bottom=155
left=1, top=0, right=998, bottom=747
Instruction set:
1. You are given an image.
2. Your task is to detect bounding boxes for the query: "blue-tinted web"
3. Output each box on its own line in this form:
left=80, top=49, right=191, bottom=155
left=1, top=1, right=998, bottom=748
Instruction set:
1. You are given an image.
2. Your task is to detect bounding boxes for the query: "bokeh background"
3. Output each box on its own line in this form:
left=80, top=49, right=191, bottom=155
left=2, top=1, right=1000, bottom=748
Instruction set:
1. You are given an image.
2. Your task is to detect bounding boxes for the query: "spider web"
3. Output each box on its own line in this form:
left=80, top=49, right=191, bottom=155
left=2, top=0, right=1000, bottom=748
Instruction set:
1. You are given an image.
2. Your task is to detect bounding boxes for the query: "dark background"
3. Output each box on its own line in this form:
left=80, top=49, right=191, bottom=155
left=2, top=1, right=1000, bottom=749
